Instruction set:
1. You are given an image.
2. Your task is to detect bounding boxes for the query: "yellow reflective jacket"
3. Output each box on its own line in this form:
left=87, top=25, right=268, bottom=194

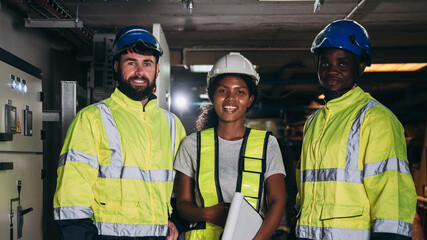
left=54, top=88, right=186, bottom=237
left=186, top=127, right=270, bottom=240
left=296, top=87, right=416, bottom=239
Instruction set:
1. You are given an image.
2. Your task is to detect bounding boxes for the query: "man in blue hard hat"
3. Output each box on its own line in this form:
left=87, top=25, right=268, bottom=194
left=53, top=26, right=187, bottom=240
left=295, top=20, right=417, bottom=240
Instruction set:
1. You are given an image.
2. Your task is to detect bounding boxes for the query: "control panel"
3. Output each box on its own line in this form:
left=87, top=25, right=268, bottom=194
left=1, top=54, right=43, bottom=240
left=0, top=60, right=42, bottom=152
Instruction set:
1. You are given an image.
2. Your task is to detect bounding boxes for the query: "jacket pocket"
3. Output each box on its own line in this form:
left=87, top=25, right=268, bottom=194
left=96, top=198, right=139, bottom=221
left=320, top=204, right=363, bottom=220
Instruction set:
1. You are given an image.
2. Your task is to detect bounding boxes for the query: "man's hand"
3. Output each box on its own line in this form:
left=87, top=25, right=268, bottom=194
left=166, top=220, right=178, bottom=240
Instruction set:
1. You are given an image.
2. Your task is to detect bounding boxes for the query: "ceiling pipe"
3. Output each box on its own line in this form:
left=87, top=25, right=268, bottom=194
left=75, top=0, right=80, bottom=24
left=345, top=0, right=367, bottom=20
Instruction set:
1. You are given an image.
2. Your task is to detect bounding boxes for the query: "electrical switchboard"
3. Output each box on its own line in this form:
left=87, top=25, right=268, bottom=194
left=0, top=52, right=43, bottom=240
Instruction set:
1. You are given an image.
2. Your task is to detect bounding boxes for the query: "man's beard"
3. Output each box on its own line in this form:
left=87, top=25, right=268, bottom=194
left=116, top=68, right=157, bottom=101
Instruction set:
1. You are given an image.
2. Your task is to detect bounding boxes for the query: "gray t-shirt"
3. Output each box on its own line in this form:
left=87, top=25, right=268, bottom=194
left=174, top=131, right=286, bottom=215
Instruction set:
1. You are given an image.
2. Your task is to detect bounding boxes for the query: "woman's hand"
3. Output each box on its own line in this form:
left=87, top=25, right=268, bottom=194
left=205, top=202, right=230, bottom=227
left=176, top=172, right=231, bottom=227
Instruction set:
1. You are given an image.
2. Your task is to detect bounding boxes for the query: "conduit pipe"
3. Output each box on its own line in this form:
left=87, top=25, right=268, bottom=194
left=345, top=0, right=367, bottom=20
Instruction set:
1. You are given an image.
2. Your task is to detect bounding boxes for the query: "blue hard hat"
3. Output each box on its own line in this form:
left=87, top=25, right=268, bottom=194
left=111, top=26, right=163, bottom=67
left=311, top=19, right=372, bottom=66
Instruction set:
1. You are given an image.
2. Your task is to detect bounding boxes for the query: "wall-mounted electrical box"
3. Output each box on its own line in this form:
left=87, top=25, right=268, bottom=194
left=0, top=48, right=43, bottom=240
left=4, top=104, right=17, bottom=134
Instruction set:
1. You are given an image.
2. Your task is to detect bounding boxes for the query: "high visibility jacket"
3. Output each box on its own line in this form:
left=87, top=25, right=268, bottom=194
left=296, top=87, right=416, bottom=240
left=53, top=88, right=186, bottom=237
left=185, top=127, right=270, bottom=240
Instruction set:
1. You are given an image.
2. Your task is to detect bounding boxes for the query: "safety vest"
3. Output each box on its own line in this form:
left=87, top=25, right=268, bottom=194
left=185, top=127, right=270, bottom=240
left=296, top=87, right=416, bottom=239
left=54, top=89, right=186, bottom=237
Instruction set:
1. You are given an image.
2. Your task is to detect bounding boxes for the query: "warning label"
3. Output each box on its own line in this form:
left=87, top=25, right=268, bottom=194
left=16, top=117, right=21, bottom=134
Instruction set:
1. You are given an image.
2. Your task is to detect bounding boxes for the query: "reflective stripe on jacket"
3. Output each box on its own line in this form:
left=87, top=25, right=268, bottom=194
left=53, top=88, right=187, bottom=237
left=185, top=127, right=270, bottom=240
left=296, top=87, right=416, bottom=240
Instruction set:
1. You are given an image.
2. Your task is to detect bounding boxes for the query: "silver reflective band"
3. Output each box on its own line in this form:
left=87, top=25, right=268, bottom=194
left=98, top=166, right=175, bottom=182
left=296, top=225, right=370, bottom=240
left=301, top=157, right=411, bottom=183
left=372, top=219, right=412, bottom=237
left=54, top=206, right=93, bottom=220
left=301, top=100, right=382, bottom=184
left=95, top=101, right=175, bottom=181
left=304, top=108, right=320, bottom=134
left=96, top=221, right=168, bottom=237
left=364, top=157, right=411, bottom=178
left=95, top=102, right=123, bottom=167
left=346, top=100, right=378, bottom=172
left=58, top=149, right=99, bottom=169
left=302, top=168, right=363, bottom=183
left=300, top=108, right=319, bottom=179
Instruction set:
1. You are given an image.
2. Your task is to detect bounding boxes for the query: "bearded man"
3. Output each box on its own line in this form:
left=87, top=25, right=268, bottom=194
left=53, top=26, right=187, bottom=240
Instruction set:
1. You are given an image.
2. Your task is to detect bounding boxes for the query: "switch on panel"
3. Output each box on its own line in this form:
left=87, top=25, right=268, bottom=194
left=24, top=106, right=33, bottom=136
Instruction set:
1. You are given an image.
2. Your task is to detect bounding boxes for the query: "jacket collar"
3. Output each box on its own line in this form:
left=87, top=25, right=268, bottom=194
left=324, top=86, right=365, bottom=111
left=111, top=88, right=158, bottom=112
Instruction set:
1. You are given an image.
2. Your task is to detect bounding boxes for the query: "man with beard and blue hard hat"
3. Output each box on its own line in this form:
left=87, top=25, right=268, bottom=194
left=295, top=19, right=417, bottom=240
left=53, top=26, right=187, bottom=240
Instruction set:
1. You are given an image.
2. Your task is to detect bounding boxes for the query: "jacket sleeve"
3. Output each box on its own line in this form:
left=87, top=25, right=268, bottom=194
left=173, top=115, right=187, bottom=155
left=296, top=119, right=310, bottom=210
left=361, top=112, right=417, bottom=238
left=55, top=219, right=98, bottom=240
left=53, top=108, right=100, bottom=225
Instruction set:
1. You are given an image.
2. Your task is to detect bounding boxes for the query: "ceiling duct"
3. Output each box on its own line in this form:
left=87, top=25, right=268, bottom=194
left=22, top=0, right=93, bottom=52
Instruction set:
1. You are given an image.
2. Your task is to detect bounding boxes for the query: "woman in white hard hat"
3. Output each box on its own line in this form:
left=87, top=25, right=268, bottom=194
left=174, top=52, right=287, bottom=240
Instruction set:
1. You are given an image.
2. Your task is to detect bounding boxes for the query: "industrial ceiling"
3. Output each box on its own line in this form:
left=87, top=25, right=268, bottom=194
left=6, top=0, right=427, bottom=131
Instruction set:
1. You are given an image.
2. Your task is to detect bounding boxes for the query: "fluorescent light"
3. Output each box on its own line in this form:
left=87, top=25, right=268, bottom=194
left=365, top=63, right=427, bottom=72
left=190, top=65, right=213, bottom=73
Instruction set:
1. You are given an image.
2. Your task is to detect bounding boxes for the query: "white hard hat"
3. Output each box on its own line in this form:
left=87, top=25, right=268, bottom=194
left=207, top=52, right=260, bottom=87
